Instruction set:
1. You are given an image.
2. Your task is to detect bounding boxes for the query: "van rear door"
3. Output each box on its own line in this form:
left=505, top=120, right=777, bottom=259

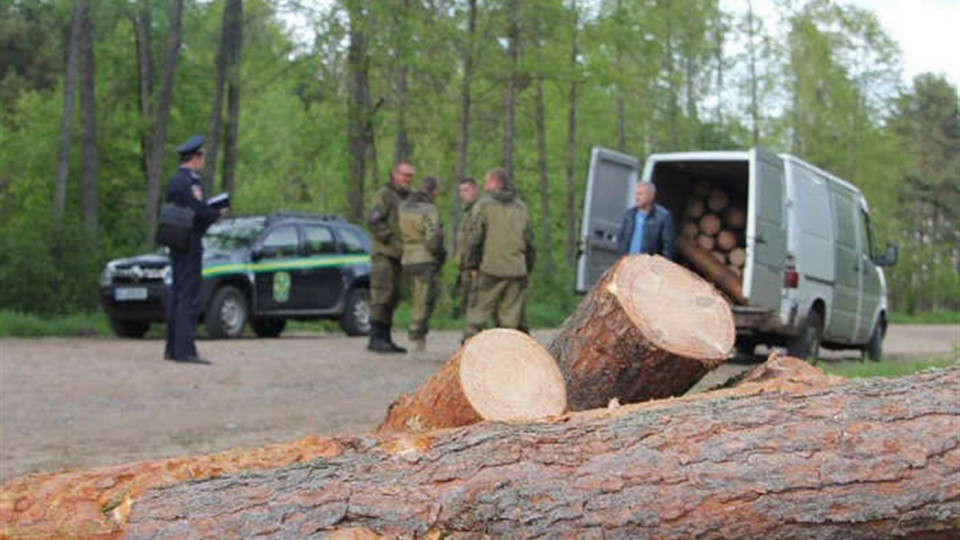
left=745, top=147, right=787, bottom=311
left=575, top=147, right=639, bottom=292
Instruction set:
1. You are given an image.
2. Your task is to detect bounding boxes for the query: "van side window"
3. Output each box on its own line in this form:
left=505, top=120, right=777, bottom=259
left=832, top=191, right=857, bottom=250
left=858, top=210, right=874, bottom=259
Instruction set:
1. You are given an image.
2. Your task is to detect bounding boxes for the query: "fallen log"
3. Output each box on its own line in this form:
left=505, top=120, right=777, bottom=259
left=547, top=254, right=733, bottom=411
left=698, top=212, right=722, bottom=236
left=723, top=205, right=746, bottom=229
left=377, top=329, right=566, bottom=433
left=122, top=366, right=960, bottom=539
left=729, top=246, right=746, bottom=267
left=696, top=233, right=716, bottom=251
left=716, top=228, right=738, bottom=251
left=679, top=235, right=748, bottom=305
left=681, top=220, right=699, bottom=238
left=707, top=187, right=729, bottom=212
left=685, top=198, right=705, bottom=219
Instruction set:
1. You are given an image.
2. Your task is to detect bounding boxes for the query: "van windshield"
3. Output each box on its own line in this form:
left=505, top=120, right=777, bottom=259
left=204, top=217, right=266, bottom=252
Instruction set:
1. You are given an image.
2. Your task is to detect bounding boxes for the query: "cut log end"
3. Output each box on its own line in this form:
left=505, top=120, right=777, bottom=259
left=460, top=329, right=567, bottom=422
left=607, top=255, right=734, bottom=360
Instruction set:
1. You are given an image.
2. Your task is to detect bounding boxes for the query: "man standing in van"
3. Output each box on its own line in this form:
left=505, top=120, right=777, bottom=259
left=617, top=182, right=676, bottom=260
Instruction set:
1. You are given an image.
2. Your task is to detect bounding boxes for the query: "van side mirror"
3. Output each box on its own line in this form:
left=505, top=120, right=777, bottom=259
left=874, top=243, right=898, bottom=267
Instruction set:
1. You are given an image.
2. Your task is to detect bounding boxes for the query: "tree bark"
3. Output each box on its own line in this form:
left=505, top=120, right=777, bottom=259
left=451, top=0, right=476, bottom=258
left=563, top=1, right=578, bottom=266
left=78, top=0, right=98, bottom=247
left=677, top=235, right=747, bottom=304
left=377, top=329, right=565, bottom=434
left=614, top=0, right=626, bottom=153
left=548, top=255, right=734, bottom=411
left=502, top=0, right=518, bottom=180
left=53, top=0, right=82, bottom=239
left=346, top=0, right=369, bottom=224
left=134, top=0, right=154, bottom=189
left=534, top=76, right=553, bottom=280
left=392, top=0, right=410, bottom=165
left=144, top=0, right=183, bottom=248
left=123, top=366, right=960, bottom=539
left=202, top=0, right=231, bottom=191
left=221, top=0, right=243, bottom=197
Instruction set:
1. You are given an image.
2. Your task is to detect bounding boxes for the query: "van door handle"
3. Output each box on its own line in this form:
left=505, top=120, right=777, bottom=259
left=755, top=235, right=766, bottom=245
left=853, top=263, right=861, bottom=272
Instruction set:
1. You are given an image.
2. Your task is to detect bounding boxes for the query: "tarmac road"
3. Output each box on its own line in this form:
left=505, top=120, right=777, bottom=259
left=0, top=324, right=956, bottom=482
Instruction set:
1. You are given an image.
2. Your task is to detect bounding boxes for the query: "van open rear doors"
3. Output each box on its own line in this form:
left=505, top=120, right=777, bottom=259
left=575, top=148, right=639, bottom=292
left=745, top=147, right=787, bottom=311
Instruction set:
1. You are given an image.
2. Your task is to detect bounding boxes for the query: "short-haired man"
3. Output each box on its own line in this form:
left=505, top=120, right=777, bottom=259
left=398, top=176, right=446, bottom=352
left=463, top=167, right=535, bottom=340
left=454, top=177, right=480, bottom=317
left=617, top=182, right=676, bottom=259
left=367, top=162, right=413, bottom=353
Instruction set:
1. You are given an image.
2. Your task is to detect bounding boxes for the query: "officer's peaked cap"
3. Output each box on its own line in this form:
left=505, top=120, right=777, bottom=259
left=176, top=135, right=206, bottom=157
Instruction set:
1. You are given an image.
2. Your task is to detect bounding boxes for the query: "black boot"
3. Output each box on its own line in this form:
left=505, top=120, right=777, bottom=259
left=383, top=324, right=407, bottom=353
left=368, top=323, right=404, bottom=353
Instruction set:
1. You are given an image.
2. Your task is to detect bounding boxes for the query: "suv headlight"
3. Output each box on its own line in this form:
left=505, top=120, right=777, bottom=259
left=100, top=263, right=117, bottom=287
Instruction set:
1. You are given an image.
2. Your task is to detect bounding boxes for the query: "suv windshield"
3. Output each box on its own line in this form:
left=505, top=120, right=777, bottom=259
left=204, top=217, right=267, bottom=251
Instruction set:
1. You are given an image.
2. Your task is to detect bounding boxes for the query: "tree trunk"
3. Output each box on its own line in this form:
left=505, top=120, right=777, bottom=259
left=144, top=0, right=184, bottom=248
left=78, top=0, right=98, bottom=247
left=451, top=0, right=476, bottom=258
left=563, top=3, right=578, bottom=266
left=221, top=0, right=243, bottom=197
left=677, top=235, right=747, bottom=304
left=392, top=0, right=410, bottom=165
left=346, top=0, right=368, bottom=224
left=548, top=255, right=733, bottom=411
left=202, top=0, right=231, bottom=191
left=502, top=0, right=518, bottom=180
left=746, top=0, right=760, bottom=145
left=377, top=329, right=566, bottom=434
left=614, top=0, right=626, bottom=153
left=534, top=76, right=553, bottom=280
left=53, top=0, right=82, bottom=239
left=134, top=0, right=154, bottom=189
left=122, top=366, right=960, bottom=539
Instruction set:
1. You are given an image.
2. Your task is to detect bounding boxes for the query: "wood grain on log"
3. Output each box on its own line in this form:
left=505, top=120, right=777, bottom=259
left=707, top=187, right=729, bottom=212
left=729, top=246, right=746, bottom=267
left=699, top=213, right=721, bottom=236
left=678, top=236, right=748, bottom=305
left=547, top=255, right=733, bottom=411
left=723, top=206, right=746, bottom=229
left=711, top=250, right=726, bottom=264
left=122, top=366, right=960, bottom=539
left=685, top=199, right=705, bottom=219
left=377, top=329, right=566, bottom=434
left=716, top=229, right=738, bottom=251
left=696, top=233, right=716, bottom=251
left=681, top=220, right=699, bottom=238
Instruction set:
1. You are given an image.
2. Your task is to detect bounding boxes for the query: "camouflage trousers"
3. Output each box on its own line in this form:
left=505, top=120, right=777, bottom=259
left=370, top=254, right=402, bottom=325
left=406, top=263, right=439, bottom=340
left=463, top=272, right=527, bottom=340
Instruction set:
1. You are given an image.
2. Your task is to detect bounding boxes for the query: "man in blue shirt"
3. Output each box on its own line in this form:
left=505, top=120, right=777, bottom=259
left=617, top=182, right=676, bottom=259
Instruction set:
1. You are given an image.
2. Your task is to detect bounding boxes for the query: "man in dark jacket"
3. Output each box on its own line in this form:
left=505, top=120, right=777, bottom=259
left=164, top=135, right=225, bottom=364
left=617, top=182, right=676, bottom=259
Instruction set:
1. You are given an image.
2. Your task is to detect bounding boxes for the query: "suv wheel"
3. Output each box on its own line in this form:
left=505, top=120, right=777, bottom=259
left=787, top=311, right=822, bottom=363
left=339, top=288, right=371, bottom=336
left=251, top=317, right=286, bottom=338
left=110, top=318, right=150, bottom=338
left=205, top=285, right=248, bottom=339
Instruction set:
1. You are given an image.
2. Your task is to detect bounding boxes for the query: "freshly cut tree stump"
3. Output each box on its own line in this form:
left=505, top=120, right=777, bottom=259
left=678, top=236, right=748, bottom=305
left=685, top=198, right=705, bottom=219
left=547, top=255, right=733, bottom=411
left=716, top=229, right=738, bottom=251
left=121, top=367, right=960, bottom=540
left=707, top=187, right=729, bottom=212
left=729, top=246, right=746, bottom=267
left=698, top=212, right=722, bottom=235
left=377, top=329, right=566, bottom=433
left=723, top=205, right=746, bottom=229
left=681, top=220, right=699, bottom=238
left=696, top=233, right=716, bottom=251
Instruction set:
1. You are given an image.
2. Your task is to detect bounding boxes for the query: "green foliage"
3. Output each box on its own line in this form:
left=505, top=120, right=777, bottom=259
left=819, top=357, right=959, bottom=379
left=0, top=309, right=110, bottom=337
left=888, top=310, right=960, bottom=325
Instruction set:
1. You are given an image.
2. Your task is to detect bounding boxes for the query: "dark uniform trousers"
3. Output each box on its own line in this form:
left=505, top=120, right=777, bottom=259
left=165, top=239, right=203, bottom=359
left=464, top=272, right=526, bottom=339
left=370, top=254, right=403, bottom=325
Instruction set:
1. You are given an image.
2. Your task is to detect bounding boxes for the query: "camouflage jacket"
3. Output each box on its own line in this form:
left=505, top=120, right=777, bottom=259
left=368, top=181, right=409, bottom=259
left=465, top=185, right=535, bottom=278
left=399, top=189, right=446, bottom=266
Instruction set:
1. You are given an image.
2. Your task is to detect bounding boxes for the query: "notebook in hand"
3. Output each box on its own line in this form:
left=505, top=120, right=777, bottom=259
left=207, top=192, right=231, bottom=209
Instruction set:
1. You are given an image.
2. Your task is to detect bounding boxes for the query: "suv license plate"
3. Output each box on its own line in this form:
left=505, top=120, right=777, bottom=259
left=115, top=287, right=148, bottom=302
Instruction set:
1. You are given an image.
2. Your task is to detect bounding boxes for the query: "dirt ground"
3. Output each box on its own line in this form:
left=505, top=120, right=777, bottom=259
left=1, top=324, right=957, bottom=482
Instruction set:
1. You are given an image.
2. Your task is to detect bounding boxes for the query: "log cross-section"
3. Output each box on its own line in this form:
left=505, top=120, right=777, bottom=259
left=124, top=367, right=960, bottom=539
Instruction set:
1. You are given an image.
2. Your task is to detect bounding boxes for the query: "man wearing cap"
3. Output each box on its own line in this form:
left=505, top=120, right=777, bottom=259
left=163, top=135, right=226, bottom=364
left=463, top=167, right=535, bottom=340
left=366, top=162, right=413, bottom=353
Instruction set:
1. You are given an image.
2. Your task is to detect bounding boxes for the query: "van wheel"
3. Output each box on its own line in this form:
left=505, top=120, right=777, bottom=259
left=110, top=318, right=149, bottom=338
left=205, top=285, right=248, bottom=339
left=787, top=311, right=822, bottom=363
left=864, top=320, right=884, bottom=362
left=250, top=317, right=286, bottom=338
left=339, top=288, right=371, bottom=336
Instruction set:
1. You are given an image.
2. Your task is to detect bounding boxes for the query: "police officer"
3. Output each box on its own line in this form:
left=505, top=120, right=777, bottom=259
left=163, top=136, right=225, bottom=364
left=454, top=177, right=479, bottom=317
left=367, top=162, right=413, bottom=353
left=463, top=167, right=535, bottom=340
left=398, top=176, right=446, bottom=353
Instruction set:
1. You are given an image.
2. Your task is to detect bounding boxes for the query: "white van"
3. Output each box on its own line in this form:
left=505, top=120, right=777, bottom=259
left=577, top=147, right=898, bottom=360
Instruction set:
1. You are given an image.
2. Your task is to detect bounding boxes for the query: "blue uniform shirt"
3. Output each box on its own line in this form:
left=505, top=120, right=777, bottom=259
left=628, top=210, right=648, bottom=254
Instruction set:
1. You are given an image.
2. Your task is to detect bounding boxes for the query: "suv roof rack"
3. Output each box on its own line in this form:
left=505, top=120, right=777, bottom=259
left=269, top=212, right=344, bottom=223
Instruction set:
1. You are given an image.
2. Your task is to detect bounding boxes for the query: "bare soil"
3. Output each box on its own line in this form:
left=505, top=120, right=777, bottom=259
left=1, top=325, right=957, bottom=482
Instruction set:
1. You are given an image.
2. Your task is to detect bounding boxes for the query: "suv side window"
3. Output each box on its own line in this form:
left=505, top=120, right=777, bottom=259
left=337, top=227, right=369, bottom=254
left=303, top=225, right=337, bottom=255
left=260, top=225, right=299, bottom=258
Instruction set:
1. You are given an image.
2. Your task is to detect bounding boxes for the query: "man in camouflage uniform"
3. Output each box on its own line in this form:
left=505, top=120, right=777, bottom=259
left=399, top=177, right=446, bottom=352
left=454, top=177, right=480, bottom=317
left=463, top=167, right=535, bottom=340
left=367, top=162, right=413, bottom=353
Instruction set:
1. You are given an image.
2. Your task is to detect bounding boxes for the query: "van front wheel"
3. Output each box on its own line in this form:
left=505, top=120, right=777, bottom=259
left=787, top=311, right=822, bottom=363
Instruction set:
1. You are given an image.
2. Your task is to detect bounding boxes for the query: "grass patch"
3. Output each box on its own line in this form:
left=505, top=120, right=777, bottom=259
left=819, top=356, right=959, bottom=379
left=0, top=310, right=111, bottom=337
left=888, top=310, right=960, bottom=325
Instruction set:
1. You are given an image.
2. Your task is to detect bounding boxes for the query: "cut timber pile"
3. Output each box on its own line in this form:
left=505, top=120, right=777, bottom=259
left=377, top=328, right=566, bottom=433
left=682, top=181, right=746, bottom=292
left=677, top=236, right=748, bottom=305
left=548, top=254, right=734, bottom=411
left=5, top=362, right=959, bottom=539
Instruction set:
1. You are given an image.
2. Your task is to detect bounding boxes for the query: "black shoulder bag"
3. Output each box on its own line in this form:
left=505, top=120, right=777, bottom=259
left=155, top=203, right=195, bottom=251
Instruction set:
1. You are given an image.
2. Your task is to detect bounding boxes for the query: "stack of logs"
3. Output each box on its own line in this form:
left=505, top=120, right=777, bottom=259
left=679, top=180, right=749, bottom=305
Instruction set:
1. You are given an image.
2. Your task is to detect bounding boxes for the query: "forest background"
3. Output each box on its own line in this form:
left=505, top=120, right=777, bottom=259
left=1, top=0, right=957, bottom=327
